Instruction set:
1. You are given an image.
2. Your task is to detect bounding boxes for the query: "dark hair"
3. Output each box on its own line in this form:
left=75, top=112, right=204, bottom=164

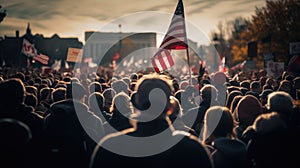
left=10, top=72, right=25, bottom=82
left=52, top=88, right=66, bottom=102
left=132, top=75, right=173, bottom=112
left=200, top=84, right=218, bottom=101
left=230, top=95, right=243, bottom=114
left=111, top=80, right=128, bottom=94
left=0, top=78, right=25, bottom=106
left=89, top=81, right=102, bottom=94
left=250, top=81, right=261, bottom=91
left=102, top=88, right=116, bottom=112
left=226, top=90, right=242, bottom=108
left=25, top=86, right=38, bottom=96
left=66, top=82, right=87, bottom=100
left=40, top=87, right=50, bottom=101
left=89, top=92, right=104, bottom=112
left=24, top=93, right=37, bottom=109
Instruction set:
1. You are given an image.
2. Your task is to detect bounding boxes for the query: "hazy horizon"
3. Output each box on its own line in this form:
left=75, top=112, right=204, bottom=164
left=0, top=0, right=266, bottom=45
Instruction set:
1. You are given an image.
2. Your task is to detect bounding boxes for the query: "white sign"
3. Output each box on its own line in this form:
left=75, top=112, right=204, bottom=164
left=267, top=61, right=284, bottom=79
left=290, top=42, right=300, bottom=55
left=66, top=48, right=83, bottom=62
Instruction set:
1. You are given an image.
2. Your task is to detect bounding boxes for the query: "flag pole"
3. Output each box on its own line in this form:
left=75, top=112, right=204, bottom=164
left=186, top=44, right=192, bottom=86
left=181, top=0, right=192, bottom=86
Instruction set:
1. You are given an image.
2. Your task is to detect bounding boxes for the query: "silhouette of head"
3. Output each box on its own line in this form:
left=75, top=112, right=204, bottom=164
left=0, top=78, right=26, bottom=106
left=131, top=75, right=173, bottom=120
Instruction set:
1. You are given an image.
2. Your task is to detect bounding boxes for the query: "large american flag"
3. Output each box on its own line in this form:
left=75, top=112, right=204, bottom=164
left=152, top=0, right=187, bottom=72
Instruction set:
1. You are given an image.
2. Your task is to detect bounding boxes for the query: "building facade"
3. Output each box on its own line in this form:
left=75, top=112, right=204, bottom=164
left=83, top=31, right=157, bottom=66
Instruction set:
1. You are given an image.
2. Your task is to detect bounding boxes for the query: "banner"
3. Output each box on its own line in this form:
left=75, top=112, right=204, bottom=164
left=66, top=48, right=83, bottom=62
left=266, top=61, right=284, bottom=79
left=22, top=39, right=49, bottom=65
left=22, top=39, right=36, bottom=57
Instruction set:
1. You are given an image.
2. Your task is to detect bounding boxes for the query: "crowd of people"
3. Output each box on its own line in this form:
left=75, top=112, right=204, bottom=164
left=0, top=65, right=299, bottom=168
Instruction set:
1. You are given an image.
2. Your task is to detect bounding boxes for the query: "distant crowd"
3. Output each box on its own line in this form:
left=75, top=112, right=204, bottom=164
left=0, top=66, right=299, bottom=168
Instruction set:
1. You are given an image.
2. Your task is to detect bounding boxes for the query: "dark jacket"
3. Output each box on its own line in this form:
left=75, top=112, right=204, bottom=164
left=0, top=103, right=44, bottom=168
left=0, top=103, right=43, bottom=139
left=246, top=129, right=300, bottom=168
left=211, top=137, right=247, bottom=168
left=90, top=120, right=213, bottom=168
left=44, top=99, right=104, bottom=168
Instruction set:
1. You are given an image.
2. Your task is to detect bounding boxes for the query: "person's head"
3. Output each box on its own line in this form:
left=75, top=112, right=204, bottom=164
left=250, top=81, right=261, bottom=93
left=131, top=74, right=173, bottom=120
left=110, top=92, right=132, bottom=117
left=51, top=87, right=66, bottom=102
left=25, top=85, right=38, bottom=96
left=259, top=89, right=273, bottom=106
left=212, top=71, right=227, bottom=85
left=111, top=80, right=129, bottom=95
left=54, top=82, right=67, bottom=89
left=235, top=95, right=262, bottom=126
left=240, top=87, right=249, bottom=96
left=277, top=80, right=292, bottom=94
left=230, top=95, right=243, bottom=114
left=229, top=80, right=240, bottom=87
left=293, top=77, right=300, bottom=90
left=174, top=90, right=184, bottom=104
left=227, top=86, right=240, bottom=94
left=266, top=78, right=275, bottom=86
left=9, top=72, right=25, bottom=82
left=102, top=88, right=116, bottom=112
left=262, top=84, right=273, bottom=91
left=89, top=92, right=104, bottom=112
left=0, top=78, right=26, bottom=107
left=88, top=81, right=102, bottom=94
left=62, top=77, right=71, bottom=83
left=39, top=87, right=50, bottom=102
left=253, top=112, right=287, bottom=133
left=266, top=91, right=293, bottom=120
left=200, top=84, right=218, bottom=101
left=179, top=80, right=189, bottom=90
left=24, top=93, right=37, bottom=109
left=202, top=106, right=236, bottom=144
left=259, top=76, right=267, bottom=87
left=172, top=79, right=180, bottom=93
left=225, top=90, right=242, bottom=109
left=240, top=80, right=250, bottom=90
left=122, top=77, right=131, bottom=88
left=66, top=82, right=87, bottom=102
left=167, top=96, right=183, bottom=121
left=130, top=73, right=138, bottom=82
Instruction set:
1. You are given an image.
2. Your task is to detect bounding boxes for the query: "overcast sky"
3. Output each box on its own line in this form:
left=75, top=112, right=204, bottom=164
left=0, top=0, right=266, bottom=45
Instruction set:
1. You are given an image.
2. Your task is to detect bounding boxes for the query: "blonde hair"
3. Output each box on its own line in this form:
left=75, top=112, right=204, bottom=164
left=202, top=106, right=237, bottom=144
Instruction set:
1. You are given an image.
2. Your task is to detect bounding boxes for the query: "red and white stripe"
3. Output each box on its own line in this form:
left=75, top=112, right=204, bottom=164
left=151, top=50, right=174, bottom=73
left=160, top=15, right=187, bottom=50
left=33, top=53, right=49, bottom=65
left=151, top=0, right=187, bottom=72
left=22, top=39, right=37, bottom=57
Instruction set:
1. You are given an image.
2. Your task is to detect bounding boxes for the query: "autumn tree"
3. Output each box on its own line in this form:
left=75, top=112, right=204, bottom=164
left=230, top=0, right=300, bottom=67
